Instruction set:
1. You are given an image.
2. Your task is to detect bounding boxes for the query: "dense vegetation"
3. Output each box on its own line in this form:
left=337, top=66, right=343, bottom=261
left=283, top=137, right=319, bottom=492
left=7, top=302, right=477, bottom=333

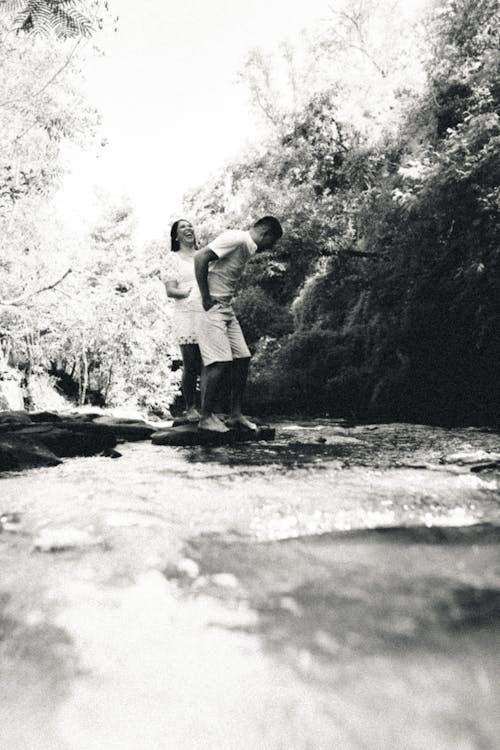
left=186, top=0, right=500, bottom=425
left=1, top=0, right=498, bottom=424
left=0, top=1, right=179, bottom=412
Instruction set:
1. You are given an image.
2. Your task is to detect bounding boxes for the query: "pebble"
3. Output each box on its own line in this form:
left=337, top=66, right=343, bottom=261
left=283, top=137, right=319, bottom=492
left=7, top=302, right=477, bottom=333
left=175, top=557, right=200, bottom=579
left=211, top=573, right=239, bottom=588
left=32, top=527, right=103, bottom=553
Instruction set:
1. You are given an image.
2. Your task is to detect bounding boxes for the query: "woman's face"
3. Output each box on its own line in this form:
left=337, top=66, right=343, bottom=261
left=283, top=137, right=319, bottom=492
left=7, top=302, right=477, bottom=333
left=176, top=220, right=195, bottom=247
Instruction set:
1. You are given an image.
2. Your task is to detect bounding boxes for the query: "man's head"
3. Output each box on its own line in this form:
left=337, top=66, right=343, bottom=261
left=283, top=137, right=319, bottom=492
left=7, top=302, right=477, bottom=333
left=250, top=216, right=283, bottom=251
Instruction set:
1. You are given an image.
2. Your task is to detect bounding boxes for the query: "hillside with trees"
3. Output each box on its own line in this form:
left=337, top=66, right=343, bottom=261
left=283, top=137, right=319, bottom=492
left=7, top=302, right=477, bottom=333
left=185, top=0, right=500, bottom=425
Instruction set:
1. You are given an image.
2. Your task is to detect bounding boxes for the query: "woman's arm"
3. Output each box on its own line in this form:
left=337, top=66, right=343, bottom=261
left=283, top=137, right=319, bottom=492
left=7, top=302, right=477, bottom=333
left=164, top=279, right=190, bottom=299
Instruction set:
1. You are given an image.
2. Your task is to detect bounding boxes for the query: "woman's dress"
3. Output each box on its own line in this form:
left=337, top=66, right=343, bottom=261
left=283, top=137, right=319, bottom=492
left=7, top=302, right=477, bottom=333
left=162, top=252, right=198, bottom=345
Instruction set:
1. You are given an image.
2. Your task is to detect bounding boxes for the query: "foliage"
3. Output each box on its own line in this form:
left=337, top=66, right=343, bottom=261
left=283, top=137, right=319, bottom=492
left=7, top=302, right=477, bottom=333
left=240, top=0, right=427, bottom=138
left=187, top=0, right=500, bottom=425
left=0, top=8, right=179, bottom=413
left=0, top=0, right=113, bottom=38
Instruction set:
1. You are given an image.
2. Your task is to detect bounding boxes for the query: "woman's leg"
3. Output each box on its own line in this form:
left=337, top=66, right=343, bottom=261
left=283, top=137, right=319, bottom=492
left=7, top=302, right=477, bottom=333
left=179, top=344, right=201, bottom=413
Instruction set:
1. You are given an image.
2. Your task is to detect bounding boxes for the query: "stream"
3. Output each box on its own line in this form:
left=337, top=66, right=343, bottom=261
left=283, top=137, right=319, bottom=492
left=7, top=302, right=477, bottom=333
left=0, top=420, right=499, bottom=749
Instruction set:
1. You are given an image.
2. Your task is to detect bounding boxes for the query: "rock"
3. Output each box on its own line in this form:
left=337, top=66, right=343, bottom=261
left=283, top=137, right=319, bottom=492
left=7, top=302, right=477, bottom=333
left=0, top=435, right=62, bottom=471
left=152, top=423, right=275, bottom=447
left=0, top=410, right=32, bottom=425
left=469, top=461, right=500, bottom=473
left=28, top=411, right=63, bottom=423
left=441, top=450, right=500, bottom=465
left=164, top=557, right=200, bottom=580
left=171, top=416, right=192, bottom=427
left=211, top=573, right=239, bottom=588
left=0, top=420, right=116, bottom=458
left=153, top=424, right=237, bottom=446
left=32, top=527, right=103, bottom=552
left=0, top=512, right=23, bottom=533
left=93, top=416, right=157, bottom=441
left=62, top=412, right=103, bottom=422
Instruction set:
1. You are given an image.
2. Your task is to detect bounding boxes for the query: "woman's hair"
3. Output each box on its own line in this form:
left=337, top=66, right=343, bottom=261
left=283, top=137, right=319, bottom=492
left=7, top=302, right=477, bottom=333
left=170, top=219, right=197, bottom=252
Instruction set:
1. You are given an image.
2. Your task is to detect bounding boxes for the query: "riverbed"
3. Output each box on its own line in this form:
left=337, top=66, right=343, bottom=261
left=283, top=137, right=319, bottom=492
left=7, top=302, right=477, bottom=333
left=1, top=421, right=499, bottom=749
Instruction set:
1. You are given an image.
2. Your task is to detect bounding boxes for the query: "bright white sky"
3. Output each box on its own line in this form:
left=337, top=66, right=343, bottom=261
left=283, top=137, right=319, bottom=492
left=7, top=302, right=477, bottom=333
left=57, top=0, right=336, bottom=241
left=56, top=0, right=427, bottom=242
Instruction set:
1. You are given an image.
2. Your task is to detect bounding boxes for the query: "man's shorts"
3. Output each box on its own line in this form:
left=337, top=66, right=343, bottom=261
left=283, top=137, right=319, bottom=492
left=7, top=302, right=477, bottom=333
left=196, top=303, right=250, bottom=366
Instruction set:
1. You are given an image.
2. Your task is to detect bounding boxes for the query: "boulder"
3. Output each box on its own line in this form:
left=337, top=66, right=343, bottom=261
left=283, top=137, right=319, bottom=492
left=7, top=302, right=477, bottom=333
left=28, top=411, right=63, bottom=423
left=0, top=420, right=117, bottom=458
left=152, top=423, right=275, bottom=447
left=441, top=450, right=500, bottom=465
left=61, top=412, right=103, bottom=422
left=0, top=410, right=32, bottom=425
left=0, top=435, right=61, bottom=471
left=93, top=416, right=158, bottom=441
left=32, top=527, right=104, bottom=552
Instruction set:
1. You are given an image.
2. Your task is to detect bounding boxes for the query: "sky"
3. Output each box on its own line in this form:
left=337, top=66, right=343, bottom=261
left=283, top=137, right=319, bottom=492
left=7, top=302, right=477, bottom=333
left=57, top=0, right=337, bottom=241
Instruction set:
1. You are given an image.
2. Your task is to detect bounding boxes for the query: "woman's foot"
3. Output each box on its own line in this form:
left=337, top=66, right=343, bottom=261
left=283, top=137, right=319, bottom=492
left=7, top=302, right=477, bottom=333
left=185, top=407, right=201, bottom=423
left=226, top=414, right=257, bottom=431
left=198, top=414, right=230, bottom=433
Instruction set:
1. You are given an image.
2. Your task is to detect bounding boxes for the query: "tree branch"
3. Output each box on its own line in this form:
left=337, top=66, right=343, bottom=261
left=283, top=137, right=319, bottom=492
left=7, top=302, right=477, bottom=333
left=0, top=268, right=72, bottom=306
left=0, top=38, right=83, bottom=110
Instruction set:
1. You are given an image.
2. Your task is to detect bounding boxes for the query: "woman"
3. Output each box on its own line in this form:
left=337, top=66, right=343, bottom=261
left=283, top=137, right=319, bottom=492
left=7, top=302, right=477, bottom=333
left=163, top=219, right=201, bottom=422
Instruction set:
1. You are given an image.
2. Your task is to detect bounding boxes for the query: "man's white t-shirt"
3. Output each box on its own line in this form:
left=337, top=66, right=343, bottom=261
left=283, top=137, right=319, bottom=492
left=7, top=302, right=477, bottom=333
left=190, top=229, right=257, bottom=305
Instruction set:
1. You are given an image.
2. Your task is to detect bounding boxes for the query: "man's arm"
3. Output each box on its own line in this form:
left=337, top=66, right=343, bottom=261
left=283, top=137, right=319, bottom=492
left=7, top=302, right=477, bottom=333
left=194, top=247, right=218, bottom=311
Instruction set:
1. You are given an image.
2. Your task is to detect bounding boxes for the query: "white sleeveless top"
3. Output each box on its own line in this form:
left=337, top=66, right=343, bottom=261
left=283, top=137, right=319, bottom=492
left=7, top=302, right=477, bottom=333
left=162, top=252, right=196, bottom=311
left=161, top=251, right=199, bottom=345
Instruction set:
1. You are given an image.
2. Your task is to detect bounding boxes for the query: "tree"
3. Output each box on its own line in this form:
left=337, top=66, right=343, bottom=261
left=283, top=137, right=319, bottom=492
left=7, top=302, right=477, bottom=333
left=186, top=0, right=500, bottom=425
left=240, top=0, right=427, bottom=139
left=0, top=0, right=112, bottom=38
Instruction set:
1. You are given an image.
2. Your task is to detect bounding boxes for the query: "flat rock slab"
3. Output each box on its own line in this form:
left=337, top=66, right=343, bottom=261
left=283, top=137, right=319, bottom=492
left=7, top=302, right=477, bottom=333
left=93, top=416, right=158, bottom=441
left=0, top=421, right=117, bottom=458
left=28, top=411, right=63, bottom=423
left=152, top=423, right=275, bottom=447
left=0, top=435, right=62, bottom=471
left=0, top=410, right=33, bottom=425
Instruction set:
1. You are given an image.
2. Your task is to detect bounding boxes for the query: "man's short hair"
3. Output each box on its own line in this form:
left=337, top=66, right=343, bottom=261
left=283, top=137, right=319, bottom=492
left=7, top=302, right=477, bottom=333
left=253, top=216, right=283, bottom=240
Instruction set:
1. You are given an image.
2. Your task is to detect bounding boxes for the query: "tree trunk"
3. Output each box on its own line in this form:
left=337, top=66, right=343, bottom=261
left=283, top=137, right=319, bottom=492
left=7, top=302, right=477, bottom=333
left=79, top=348, right=89, bottom=406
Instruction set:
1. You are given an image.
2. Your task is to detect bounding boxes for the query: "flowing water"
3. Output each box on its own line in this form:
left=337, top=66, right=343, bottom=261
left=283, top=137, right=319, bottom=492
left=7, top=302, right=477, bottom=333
left=0, top=420, right=500, bottom=749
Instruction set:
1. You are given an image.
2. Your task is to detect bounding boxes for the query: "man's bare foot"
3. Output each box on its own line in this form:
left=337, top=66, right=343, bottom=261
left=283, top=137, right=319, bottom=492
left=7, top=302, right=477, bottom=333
left=198, top=414, right=230, bottom=433
left=226, top=414, right=257, bottom=431
left=185, top=407, right=201, bottom=423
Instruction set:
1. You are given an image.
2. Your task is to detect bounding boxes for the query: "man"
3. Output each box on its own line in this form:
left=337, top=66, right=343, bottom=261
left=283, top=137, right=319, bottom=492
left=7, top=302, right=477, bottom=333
left=191, top=216, right=283, bottom=433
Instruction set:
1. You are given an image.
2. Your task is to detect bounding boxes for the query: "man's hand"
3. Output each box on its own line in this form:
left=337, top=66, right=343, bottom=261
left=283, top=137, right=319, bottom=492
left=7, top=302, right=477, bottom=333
left=195, top=247, right=218, bottom=308
left=202, top=296, right=216, bottom=312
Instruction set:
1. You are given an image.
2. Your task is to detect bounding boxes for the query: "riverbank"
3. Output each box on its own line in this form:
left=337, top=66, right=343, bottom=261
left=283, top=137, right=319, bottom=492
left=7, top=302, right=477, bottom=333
left=1, top=420, right=500, bottom=748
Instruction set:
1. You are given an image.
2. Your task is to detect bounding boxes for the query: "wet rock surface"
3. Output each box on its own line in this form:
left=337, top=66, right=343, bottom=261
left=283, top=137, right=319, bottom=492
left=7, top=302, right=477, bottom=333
left=152, top=422, right=275, bottom=446
left=0, top=411, right=159, bottom=471
left=0, top=435, right=62, bottom=470
left=0, top=420, right=117, bottom=458
left=0, top=420, right=499, bottom=749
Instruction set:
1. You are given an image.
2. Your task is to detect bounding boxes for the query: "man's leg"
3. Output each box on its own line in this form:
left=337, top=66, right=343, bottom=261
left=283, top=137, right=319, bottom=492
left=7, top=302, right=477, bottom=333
left=225, top=316, right=257, bottom=431
left=197, top=304, right=236, bottom=432
left=226, top=357, right=256, bottom=430
left=199, top=361, right=229, bottom=432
